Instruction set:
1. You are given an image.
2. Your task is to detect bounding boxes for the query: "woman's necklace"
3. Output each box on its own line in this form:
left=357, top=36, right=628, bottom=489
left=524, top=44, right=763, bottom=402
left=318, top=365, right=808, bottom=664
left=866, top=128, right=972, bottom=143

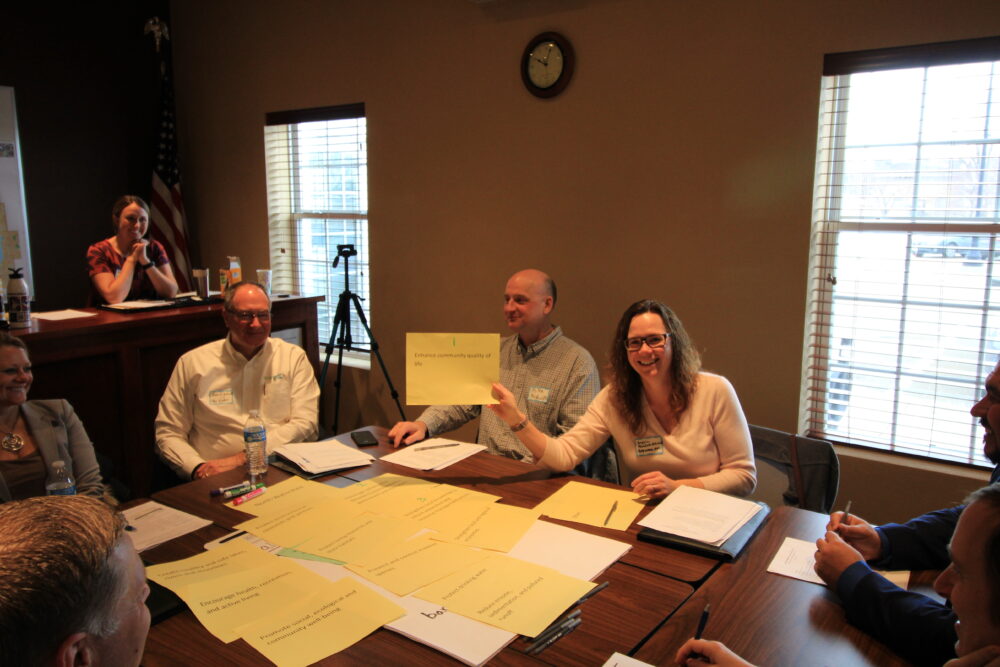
left=0, top=412, right=23, bottom=453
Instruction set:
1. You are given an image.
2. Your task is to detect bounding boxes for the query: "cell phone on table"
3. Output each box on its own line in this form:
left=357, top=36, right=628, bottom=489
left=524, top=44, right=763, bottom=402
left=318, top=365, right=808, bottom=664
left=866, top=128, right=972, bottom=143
left=350, top=430, right=379, bottom=447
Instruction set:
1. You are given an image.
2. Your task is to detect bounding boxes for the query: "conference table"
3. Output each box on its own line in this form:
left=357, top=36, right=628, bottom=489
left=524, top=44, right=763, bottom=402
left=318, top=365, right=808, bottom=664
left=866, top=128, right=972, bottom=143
left=142, top=429, right=912, bottom=666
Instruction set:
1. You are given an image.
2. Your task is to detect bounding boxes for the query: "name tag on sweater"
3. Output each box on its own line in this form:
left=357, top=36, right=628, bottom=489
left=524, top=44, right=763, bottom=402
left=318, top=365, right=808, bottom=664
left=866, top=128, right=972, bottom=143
left=634, top=436, right=664, bottom=457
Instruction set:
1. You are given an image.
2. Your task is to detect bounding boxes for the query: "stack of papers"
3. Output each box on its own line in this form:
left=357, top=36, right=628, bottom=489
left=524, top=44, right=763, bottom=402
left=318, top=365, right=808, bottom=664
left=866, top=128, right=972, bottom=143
left=637, top=486, right=762, bottom=546
left=378, top=438, right=486, bottom=470
left=274, top=440, right=374, bottom=474
left=122, top=501, right=212, bottom=552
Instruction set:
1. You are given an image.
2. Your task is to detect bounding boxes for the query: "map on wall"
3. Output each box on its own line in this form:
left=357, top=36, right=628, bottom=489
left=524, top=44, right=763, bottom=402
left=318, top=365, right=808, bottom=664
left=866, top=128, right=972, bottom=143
left=0, top=86, right=33, bottom=290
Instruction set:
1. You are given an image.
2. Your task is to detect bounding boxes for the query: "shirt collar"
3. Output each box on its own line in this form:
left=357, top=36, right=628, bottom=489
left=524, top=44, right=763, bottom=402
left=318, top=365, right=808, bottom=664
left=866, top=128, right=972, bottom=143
left=516, top=325, right=562, bottom=358
left=222, top=335, right=272, bottom=365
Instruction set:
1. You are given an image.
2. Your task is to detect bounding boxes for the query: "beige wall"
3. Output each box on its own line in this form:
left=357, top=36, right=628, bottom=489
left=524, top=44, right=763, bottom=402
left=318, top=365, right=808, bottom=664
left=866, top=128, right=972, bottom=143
left=170, top=0, right=1000, bottom=523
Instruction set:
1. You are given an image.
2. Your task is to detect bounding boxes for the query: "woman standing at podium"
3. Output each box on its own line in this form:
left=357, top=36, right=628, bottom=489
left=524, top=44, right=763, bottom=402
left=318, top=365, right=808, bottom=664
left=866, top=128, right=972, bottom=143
left=0, top=333, right=103, bottom=501
left=87, top=195, right=178, bottom=304
left=490, top=299, right=755, bottom=499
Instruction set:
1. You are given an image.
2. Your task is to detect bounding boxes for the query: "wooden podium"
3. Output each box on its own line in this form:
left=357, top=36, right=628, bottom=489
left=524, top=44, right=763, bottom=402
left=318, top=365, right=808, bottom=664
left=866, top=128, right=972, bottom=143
left=13, top=295, right=323, bottom=496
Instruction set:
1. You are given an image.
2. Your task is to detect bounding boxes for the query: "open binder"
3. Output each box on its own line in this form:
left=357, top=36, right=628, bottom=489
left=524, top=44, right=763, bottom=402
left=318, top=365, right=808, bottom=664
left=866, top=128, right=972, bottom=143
left=637, top=501, right=771, bottom=561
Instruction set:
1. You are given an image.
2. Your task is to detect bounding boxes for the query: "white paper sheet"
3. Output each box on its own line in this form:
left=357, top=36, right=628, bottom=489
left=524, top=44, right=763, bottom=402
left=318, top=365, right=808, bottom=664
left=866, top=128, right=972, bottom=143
left=637, top=486, right=761, bottom=545
left=274, top=440, right=374, bottom=474
left=122, top=501, right=212, bottom=552
left=378, top=438, right=486, bottom=471
left=766, top=537, right=825, bottom=585
left=603, top=653, right=656, bottom=667
left=32, top=309, right=97, bottom=320
left=508, top=520, right=631, bottom=581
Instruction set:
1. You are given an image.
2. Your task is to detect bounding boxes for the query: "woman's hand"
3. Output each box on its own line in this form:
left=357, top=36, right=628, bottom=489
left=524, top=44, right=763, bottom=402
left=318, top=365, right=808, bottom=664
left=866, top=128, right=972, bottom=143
left=486, top=382, right=523, bottom=426
left=631, top=471, right=679, bottom=499
left=129, top=239, right=150, bottom=265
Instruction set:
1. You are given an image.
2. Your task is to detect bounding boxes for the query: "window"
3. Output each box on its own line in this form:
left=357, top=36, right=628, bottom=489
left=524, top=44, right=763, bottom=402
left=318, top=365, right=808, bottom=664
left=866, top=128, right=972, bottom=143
left=802, top=38, right=1000, bottom=467
left=264, top=104, right=370, bottom=362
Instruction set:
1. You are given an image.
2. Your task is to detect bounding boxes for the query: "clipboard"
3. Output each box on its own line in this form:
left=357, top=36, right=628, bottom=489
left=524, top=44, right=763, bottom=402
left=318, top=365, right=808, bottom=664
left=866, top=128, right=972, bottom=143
left=637, top=501, right=771, bottom=561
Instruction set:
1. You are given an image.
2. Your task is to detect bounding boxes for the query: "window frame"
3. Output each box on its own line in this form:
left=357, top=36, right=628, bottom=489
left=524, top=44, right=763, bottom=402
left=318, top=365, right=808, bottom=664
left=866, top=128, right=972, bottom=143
left=263, top=103, right=371, bottom=367
left=801, top=37, right=1000, bottom=469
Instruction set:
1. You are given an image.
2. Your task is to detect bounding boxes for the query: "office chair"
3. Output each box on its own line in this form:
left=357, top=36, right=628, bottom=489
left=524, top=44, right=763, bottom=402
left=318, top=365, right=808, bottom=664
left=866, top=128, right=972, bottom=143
left=749, top=424, right=839, bottom=513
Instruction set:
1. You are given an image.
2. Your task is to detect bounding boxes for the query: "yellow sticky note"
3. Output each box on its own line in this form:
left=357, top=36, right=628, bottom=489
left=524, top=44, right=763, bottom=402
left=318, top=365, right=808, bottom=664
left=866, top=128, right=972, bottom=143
left=146, top=539, right=275, bottom=590
left=429, top=502, right=540, bottom=552
left=340, top=473, right=442, bottom=514
left=347, top=535, right=488, bottom=596
left=147, top=541, right=327, bottom=643
left=414, top=554, right=595, bottom=637
left=228, top=476, right=344, bottom=517
left=406, top=333, right=500, bottom=405
left=533, top=480, right=645, bottom=530
left=241, top=578, right=405, bottom=667
left=296, top=514, right=421, bottom=564
left=235, top=497, right=366, bottom=549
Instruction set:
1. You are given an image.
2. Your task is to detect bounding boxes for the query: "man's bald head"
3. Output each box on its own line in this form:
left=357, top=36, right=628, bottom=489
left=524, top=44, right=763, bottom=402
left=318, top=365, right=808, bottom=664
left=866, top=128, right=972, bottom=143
left=503, top=269, right=557, bottom=346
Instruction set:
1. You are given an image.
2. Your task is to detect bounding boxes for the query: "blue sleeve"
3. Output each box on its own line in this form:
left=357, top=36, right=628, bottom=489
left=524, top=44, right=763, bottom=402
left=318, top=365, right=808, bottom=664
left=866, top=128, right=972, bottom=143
left=874, top=506, right=962, bottom=570
left=836, top=561, right=957, bottom=666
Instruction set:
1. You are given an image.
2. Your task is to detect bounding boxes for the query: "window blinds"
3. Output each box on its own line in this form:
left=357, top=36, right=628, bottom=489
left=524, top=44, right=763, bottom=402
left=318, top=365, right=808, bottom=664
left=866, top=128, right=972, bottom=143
left=802, top=38, right=1000, bottom=466
left=263, top=104, right=370, bottom=352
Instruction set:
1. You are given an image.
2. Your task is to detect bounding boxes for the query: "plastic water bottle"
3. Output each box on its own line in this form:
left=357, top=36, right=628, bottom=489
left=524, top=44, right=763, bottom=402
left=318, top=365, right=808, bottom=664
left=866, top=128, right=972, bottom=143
left=7, top=267, right=29, bottom=329
left=243, top=409, right=268, bottom=476
left=45, top=460, right=77, bottom=496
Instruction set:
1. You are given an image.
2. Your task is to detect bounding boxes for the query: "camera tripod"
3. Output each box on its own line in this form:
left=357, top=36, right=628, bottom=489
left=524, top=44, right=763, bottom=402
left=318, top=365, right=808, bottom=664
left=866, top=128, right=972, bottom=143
left=318, top=244, right=405, bottom=434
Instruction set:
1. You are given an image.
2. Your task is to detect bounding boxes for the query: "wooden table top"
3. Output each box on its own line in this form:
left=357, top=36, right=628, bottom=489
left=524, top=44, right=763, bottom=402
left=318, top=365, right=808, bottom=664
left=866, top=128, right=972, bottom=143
left=632, top=505, right=912, bottom=667
left=146, top=428, right=915, bottom=666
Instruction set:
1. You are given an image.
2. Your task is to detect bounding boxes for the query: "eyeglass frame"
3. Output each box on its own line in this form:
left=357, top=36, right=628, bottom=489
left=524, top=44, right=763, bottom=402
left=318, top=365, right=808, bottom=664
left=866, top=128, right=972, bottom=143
left=226, top=308, right=272, bottom=323
left=624, top=333, right=671, bottom=351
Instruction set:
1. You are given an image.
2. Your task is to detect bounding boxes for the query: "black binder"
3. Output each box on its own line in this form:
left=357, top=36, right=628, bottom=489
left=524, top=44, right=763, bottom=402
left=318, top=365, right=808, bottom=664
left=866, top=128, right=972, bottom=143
left=637, top=501, right=771, bottom=562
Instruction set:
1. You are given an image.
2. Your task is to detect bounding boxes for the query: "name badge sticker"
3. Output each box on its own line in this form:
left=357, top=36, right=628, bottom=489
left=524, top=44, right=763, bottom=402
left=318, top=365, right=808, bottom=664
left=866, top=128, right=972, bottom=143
left=634, top=436, right=664, bottom=457
left=208, top=388, right=235, bottom=406
left=527, top=386, right=551, bottom=403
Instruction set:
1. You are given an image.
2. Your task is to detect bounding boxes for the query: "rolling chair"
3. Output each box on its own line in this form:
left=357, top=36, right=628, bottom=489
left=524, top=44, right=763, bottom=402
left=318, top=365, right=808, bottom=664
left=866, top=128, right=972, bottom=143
left=749, top=424, right=839, bottom=513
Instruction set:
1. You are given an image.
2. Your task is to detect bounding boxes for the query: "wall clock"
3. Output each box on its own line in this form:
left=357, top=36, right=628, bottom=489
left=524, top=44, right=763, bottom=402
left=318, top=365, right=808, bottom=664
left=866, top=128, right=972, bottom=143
left=521, top=32, right=575, bottom=98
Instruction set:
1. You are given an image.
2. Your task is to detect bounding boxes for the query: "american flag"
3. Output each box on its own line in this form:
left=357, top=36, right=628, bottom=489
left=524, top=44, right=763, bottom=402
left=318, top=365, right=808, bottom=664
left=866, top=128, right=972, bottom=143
left=146, top=17, right=192, bottom=291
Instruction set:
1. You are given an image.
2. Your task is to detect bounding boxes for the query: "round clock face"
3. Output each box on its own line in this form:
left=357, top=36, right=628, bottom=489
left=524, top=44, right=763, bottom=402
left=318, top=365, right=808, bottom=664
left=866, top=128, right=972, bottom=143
left=521, top=32, right=574, bottom=98
left=527, top=40, right=564, bottom=89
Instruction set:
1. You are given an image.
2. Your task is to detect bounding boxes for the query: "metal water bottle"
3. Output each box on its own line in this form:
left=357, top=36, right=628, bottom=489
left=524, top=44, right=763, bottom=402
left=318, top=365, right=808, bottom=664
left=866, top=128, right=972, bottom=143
left=7, top=267, right=28, bottom=329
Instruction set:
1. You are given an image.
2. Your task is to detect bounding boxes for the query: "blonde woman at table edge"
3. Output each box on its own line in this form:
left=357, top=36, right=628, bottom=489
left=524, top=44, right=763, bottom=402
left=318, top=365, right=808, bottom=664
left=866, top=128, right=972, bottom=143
left=488, top=299, right=756, bottom=500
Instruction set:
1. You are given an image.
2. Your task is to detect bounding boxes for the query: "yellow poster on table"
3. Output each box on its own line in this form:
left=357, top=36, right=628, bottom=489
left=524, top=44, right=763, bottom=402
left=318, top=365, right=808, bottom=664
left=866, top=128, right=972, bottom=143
left=414, top=553, right=595, bottom=637
left=533, top=480, right=646, bottom=531
left=406, top=333, right=500, bottom=405
left=240, top=577, right=405, bottom=667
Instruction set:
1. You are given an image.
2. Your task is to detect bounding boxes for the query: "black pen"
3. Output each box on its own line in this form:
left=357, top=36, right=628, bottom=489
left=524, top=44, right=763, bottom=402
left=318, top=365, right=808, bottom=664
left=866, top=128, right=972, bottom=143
left=575, top=580, right=609, bottom=605
left=413, top=443, right=461, bottom=452
left=528, top=609, right=580, bottom=644
left=528, top=617, right=581, bottom=655
left=603, top=500, right=618, bottom=526
left=695, top=603, right=711, bottom=639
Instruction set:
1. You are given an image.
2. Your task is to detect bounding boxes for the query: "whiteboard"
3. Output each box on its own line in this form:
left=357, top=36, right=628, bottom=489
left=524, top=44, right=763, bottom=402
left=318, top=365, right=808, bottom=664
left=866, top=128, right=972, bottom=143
left=0, top=86, right=33, bottom=295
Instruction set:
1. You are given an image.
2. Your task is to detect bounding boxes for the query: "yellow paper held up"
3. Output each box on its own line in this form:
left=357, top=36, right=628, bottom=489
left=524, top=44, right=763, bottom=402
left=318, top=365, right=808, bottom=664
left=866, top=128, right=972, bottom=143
left=414, top=554, right=595, bottom=637
left=347, top=535, right=489, bottom=596
left=406, top=333, right=499, bottom=405
left=533, top=480, right=645, bottom=530
left=240, top=578, right=405, bottom=667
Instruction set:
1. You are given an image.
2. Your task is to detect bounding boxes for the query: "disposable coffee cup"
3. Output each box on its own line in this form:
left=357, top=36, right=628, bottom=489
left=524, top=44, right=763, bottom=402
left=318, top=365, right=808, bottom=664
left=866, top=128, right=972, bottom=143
left=192, top=269, right=209, bottom=298
left=256, top=269, right=272, bottom=296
